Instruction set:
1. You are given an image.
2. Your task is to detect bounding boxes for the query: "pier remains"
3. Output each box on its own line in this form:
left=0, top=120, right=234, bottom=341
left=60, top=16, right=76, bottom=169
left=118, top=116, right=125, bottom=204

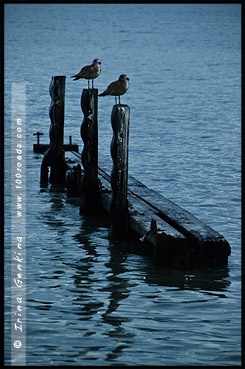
left=35, top=76, right=231, bottom=268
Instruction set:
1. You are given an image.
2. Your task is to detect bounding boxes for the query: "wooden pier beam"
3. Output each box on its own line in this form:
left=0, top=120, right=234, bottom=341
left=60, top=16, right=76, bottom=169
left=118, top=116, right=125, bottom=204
left=109, top=104, right=130, bottom=239
left=40, top=76, right=66, bottom=185
left=80, top=88, right=100, bottom=214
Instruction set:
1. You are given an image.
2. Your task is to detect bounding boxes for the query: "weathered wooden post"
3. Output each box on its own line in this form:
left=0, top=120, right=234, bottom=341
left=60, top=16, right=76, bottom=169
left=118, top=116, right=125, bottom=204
left=109, top=104, right=130, bottom=239
left=80, top=88, right=100, bottom=214
left=40, top=76, right=66, bottom=185
left=66, top=164, right=82, bottom=196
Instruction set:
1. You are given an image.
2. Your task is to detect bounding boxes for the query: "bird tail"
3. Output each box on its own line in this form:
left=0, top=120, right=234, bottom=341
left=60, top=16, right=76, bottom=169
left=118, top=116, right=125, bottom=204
left=70, top=75, right=79, bottom=81
left=98, top=91, right=106, bottom=96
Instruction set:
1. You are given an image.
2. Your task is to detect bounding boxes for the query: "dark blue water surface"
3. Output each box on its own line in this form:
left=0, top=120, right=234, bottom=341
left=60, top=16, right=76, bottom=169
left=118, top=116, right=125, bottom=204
left=4, top=4, right=241, bottom=366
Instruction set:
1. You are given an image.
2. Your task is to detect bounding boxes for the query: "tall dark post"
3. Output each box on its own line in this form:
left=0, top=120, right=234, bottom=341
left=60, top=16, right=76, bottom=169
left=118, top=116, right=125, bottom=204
left=80, top=88, right=100, bottom=214
left=109, top=104, right=130, bottom=239
left=40, top=76, right=66, bottom=185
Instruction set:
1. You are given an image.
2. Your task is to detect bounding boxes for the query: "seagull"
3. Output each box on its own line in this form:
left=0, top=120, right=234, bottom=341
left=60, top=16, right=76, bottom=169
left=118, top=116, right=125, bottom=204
left=70, top=59, right=101, bottom=89
left=99, top=74, right=130, bottom=105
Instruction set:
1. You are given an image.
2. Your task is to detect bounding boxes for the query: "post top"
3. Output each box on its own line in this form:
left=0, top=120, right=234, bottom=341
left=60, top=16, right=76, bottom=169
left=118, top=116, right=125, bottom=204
left=52, top=75, right=66, bottom=79
left=82, top=88, right=98, bottom=92
left=112, top=104, right=130, bottom=111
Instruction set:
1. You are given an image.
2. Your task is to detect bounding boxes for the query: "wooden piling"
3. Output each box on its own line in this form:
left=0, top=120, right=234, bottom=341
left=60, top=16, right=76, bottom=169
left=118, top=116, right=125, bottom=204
left=40, top=76, right=66, bottom=185
left=109, top=104, right=130, bottom=239
left=80, top=88, right=100, bottom=214
left=66, top=164, right=82, bottom=196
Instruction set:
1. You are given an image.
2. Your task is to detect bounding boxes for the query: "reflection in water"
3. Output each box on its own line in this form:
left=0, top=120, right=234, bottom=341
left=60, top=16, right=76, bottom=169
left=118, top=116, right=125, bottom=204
left=71, top=218, right=102, bottom=320
left=144, top=265, right=231, bottom=297
left=71, top=219, right=136, bottom=361
left=100, top=241, right=135, bottom=362
left=65, top=213, right=232, bottom=364
left=102, top=242, right=135, bottom=319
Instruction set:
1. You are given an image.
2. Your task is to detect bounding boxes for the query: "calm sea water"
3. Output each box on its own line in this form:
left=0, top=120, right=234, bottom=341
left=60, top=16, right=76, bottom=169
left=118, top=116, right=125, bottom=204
left=4, top=4, right=241, bottom=366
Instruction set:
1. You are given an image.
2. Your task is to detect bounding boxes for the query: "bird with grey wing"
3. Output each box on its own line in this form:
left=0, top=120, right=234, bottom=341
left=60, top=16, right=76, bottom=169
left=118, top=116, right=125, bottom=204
left=99, top=74, right=130, bottom=105
left=71, top=59, right=101, bottom=88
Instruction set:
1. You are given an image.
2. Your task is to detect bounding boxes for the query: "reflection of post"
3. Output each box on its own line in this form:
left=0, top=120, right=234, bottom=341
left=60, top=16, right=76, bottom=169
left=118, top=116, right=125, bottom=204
left=101, top=241, right=133, bottom=350
left=109, top=104, right=130, bottom=239
left=40, top=76, right=66, bottom=185
left=80, top=88, right=100, bottom=214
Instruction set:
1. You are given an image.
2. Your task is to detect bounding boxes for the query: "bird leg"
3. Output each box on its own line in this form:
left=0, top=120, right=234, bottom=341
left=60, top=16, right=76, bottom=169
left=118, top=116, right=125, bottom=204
left=92, top=79, right=94, bottom=89
left=119, top=96, right=121, bottom=105
left=115, top=96, right=117, bottom=105
left=88, top=80, right=90, bottom=89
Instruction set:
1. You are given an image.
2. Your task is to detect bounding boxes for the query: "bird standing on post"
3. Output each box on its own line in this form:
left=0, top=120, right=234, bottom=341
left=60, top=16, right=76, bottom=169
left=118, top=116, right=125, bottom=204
left=99, top=74, right=130, bottom=105
left=71, top=59, right=101, bottom=89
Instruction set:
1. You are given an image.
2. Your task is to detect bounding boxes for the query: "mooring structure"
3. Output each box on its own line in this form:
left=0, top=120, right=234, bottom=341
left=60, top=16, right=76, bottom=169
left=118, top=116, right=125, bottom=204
left=36, top=76, right=231, bottom=268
